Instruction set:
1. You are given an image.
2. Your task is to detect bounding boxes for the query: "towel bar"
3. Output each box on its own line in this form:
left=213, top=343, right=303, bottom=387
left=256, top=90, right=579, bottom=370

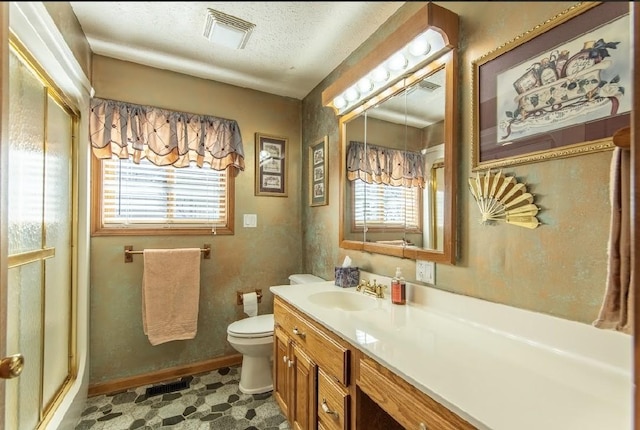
left=124, top=244, right=211, bottom=263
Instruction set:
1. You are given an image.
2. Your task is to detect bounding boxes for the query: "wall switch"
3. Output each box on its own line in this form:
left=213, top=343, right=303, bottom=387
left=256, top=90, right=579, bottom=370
left=416, top=260, right=435, bottom=284
left=243, top=214, right=257, bottom=228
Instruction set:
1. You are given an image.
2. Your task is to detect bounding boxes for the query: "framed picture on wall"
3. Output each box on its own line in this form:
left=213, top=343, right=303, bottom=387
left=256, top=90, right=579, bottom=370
left=255, top=133, right=288, bottom=197
left=471, top=2, right=631, bottom=171
left=309, top=136, right=328, bottom=206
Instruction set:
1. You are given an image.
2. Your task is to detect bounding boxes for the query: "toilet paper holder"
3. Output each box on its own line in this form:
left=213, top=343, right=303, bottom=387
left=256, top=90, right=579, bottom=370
left=236, top=289, right=263, bottom=305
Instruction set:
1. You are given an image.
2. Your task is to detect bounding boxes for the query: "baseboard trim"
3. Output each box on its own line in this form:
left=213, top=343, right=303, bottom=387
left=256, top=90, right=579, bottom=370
left=88, top=354, right=243, bottom=397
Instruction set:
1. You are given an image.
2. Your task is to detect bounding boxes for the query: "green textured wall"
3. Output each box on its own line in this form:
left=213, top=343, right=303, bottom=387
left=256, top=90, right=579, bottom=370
left=89, top=56, right=303, bottom=383
left=302, top=1, right=612, bottom=324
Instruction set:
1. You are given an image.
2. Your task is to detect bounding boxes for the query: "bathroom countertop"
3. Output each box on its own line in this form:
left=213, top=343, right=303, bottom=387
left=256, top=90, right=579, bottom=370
left=270, top=280, right=632, bottom=430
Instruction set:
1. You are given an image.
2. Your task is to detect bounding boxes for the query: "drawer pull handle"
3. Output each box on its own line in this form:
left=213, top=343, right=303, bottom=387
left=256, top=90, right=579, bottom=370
left=283, top=355, right=288, bottom=364
left=287, top=359, right=294, bottom=368
left=293, top=327, right=306, bottom=338
left=419, top=423, right=428, bottom=430
left=321, top=398, right=339, bottom=418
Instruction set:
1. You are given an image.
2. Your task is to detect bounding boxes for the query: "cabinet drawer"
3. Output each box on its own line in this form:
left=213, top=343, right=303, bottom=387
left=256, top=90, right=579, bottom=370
left=358, top=356, right=476, bottom=430
left=274, top=298, right=349, bottom=385
left=318, top=369, right=349, bottom=430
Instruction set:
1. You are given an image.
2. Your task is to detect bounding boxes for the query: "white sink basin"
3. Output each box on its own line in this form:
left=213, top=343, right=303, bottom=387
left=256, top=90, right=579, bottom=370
left=308, top=290, right=378, bottom=311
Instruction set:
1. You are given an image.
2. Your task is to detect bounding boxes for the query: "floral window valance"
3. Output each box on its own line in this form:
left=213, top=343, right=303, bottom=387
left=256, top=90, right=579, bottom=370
left=346, top=141, right=425, bottom=188
left=89, top=97, right=245, bottom=171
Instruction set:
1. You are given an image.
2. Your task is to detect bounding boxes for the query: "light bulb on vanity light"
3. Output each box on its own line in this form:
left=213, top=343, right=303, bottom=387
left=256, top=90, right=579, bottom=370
left=357, top=77, right=374, bottom=94
left=371, top=66, right=390, bottom=83
left=344, top=87, right=360, bottom=102
left=333, top=95, right=347, bottom=110
left=409, top=33, right=431, bottom=57
left=387, top=52, right=408, bottom=71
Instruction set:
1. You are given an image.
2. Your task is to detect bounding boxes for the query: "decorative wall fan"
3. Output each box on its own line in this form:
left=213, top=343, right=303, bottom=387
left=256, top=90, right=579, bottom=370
left=468, top=170, right=540, bottom=229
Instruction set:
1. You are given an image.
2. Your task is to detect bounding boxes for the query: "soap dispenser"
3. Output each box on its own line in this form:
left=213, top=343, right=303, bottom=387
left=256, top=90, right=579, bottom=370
left=391, top=267, right=406, bottom=305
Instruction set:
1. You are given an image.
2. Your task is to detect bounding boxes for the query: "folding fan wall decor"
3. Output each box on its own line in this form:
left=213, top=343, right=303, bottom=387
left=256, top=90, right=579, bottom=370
left=468, top=170, right=540, bottom=229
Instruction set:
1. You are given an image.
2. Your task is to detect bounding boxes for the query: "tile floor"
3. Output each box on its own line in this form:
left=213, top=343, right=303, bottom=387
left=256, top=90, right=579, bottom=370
left=74, top=365, right=290, bottom=430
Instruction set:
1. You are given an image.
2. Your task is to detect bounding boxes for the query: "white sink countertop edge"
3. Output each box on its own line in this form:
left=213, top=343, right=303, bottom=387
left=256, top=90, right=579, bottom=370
left=270, top=280, right=632, bottom=430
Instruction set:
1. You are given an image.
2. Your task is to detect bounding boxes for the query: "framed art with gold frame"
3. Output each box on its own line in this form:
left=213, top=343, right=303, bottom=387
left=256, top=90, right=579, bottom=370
left=471, top=1, right=631, bottom=171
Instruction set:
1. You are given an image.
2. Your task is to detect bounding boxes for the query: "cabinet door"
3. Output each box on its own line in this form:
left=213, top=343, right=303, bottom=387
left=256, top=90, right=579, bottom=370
left=291, top=343, right=317, bottom=430
left=274, top=327, right=291, bottom=419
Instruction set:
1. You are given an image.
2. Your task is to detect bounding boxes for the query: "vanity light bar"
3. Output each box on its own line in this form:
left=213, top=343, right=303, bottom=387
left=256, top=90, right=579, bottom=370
left=332, top=29, right=446, bottom=115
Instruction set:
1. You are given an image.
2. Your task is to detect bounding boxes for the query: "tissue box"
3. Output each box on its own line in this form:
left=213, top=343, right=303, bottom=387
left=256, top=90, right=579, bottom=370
left=334, top=267, right=360, bottom=288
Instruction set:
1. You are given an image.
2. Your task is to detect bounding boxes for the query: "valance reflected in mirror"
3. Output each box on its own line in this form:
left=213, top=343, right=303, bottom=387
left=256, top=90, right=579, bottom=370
left=328, top=2, right=459, bottom=264
left=342, top=66, right=448, bottom=256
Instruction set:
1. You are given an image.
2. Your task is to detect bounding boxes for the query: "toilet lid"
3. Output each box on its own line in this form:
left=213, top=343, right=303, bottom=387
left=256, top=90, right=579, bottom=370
left=228, top=314, right=274, bottom=337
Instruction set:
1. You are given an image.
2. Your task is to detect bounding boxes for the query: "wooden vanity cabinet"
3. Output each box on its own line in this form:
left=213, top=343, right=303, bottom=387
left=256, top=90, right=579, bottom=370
left=274, top=297, right=351, bottom=429
left=274, top=297, right=349, bottom=384
left=274, top=326, right=317, bottom=430
left=291, top=342, right=317, bottom=430
left=356, top=354, right=476, bottom=430
left=273, top=296, right=475, bottom=430
left=273, top=327, right=290, bottom=418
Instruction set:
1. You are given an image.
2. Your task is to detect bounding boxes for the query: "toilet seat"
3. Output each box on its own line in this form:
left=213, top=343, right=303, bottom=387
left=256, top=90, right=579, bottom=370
left=227, top=314, right=274, bottom=338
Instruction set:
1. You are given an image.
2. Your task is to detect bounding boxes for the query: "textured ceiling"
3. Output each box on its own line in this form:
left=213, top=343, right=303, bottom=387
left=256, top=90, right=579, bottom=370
left=69, top=2, right=405, bottom=100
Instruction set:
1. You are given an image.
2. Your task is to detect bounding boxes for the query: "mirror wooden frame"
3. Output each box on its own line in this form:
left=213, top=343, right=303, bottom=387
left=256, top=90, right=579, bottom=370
left=323, top=3, right=459, bottom=264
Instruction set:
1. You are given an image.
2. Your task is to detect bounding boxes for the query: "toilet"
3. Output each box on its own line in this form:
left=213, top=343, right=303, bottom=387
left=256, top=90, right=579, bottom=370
left=227, top=273, right=325, bottom=394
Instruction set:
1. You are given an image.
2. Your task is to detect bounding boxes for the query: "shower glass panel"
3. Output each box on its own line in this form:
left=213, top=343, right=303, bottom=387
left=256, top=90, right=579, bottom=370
left=5, top=44, right=75, bottom=429
left=6, top=264, right=43, bottom=430
left=43, top=96, right=73, bottom=412
left=6, top=47, right=46, bottom=429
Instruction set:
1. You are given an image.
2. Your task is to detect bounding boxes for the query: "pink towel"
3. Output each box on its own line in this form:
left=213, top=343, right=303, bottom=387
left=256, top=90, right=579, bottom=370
left=593, top=148, right=633, bottom=334
left=142, top=248, right=201, bottom=345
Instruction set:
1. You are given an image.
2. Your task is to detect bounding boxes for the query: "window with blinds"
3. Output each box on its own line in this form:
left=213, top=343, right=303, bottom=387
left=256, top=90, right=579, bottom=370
left=353, top=180, right=421, bottom=230
left=94, top=157, right=232, bottom=235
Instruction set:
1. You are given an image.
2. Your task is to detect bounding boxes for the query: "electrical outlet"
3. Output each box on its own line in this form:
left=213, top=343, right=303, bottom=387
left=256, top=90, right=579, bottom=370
left=416, top=260, right=435, bottom=284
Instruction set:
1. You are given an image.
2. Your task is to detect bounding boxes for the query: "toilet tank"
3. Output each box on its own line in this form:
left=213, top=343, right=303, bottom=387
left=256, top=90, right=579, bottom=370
left=289, top=274, right=324, bottom=285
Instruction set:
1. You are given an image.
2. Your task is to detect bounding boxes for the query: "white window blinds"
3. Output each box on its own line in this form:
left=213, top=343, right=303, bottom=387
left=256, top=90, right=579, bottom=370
left=353, top=180, right=420, bottom=230
left=101, top=157, right=227, bottom=228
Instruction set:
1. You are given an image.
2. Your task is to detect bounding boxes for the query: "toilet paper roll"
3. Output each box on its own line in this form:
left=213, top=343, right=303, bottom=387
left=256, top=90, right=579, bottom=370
left=243, top=292, right=258, bottom=317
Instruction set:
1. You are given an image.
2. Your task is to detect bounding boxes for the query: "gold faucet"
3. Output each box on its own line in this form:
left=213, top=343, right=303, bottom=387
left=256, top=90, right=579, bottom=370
left=357, top=279, right=385, bottom=298
left=356, top=279, right=368, bottom=293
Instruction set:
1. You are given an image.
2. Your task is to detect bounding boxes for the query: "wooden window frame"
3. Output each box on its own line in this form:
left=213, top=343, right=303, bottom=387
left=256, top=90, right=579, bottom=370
left=90, top=156, right=235, bottom=236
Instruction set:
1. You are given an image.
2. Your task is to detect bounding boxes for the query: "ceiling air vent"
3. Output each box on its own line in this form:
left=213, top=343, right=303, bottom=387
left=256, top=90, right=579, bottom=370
left=203, top=8, right=256, bottom=49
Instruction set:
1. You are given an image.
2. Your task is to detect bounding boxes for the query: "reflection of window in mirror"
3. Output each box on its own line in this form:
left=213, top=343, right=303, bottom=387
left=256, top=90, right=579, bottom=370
left=328, top=2, right=458, bottom=263
left=343, top=69, right=447, bottom=250
left=347, top=140, right=424, bottom=247
left=352, top=180, right=421, bottom=229
left=338, top=54, right=457, bottom=263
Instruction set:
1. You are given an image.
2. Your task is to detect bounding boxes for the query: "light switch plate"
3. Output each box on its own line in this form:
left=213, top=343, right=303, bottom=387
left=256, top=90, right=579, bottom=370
left=243, top=214, right=257, bottom=228
left=416, top=260, right=435, bottom=284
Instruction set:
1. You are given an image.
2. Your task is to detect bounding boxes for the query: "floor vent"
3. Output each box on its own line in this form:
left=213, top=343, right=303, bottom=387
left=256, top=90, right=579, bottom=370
left=145, top=379, right=189, bottom=397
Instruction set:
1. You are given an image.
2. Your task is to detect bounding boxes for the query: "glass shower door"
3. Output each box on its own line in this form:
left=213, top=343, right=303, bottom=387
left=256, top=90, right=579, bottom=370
left=4, top=43, right=75, bottom=429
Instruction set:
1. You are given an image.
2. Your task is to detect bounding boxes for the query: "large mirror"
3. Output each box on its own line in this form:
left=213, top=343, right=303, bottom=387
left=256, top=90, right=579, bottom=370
left=339, top=53, right=457, bottom=264
left=323, top=2, right=459, bottom=264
